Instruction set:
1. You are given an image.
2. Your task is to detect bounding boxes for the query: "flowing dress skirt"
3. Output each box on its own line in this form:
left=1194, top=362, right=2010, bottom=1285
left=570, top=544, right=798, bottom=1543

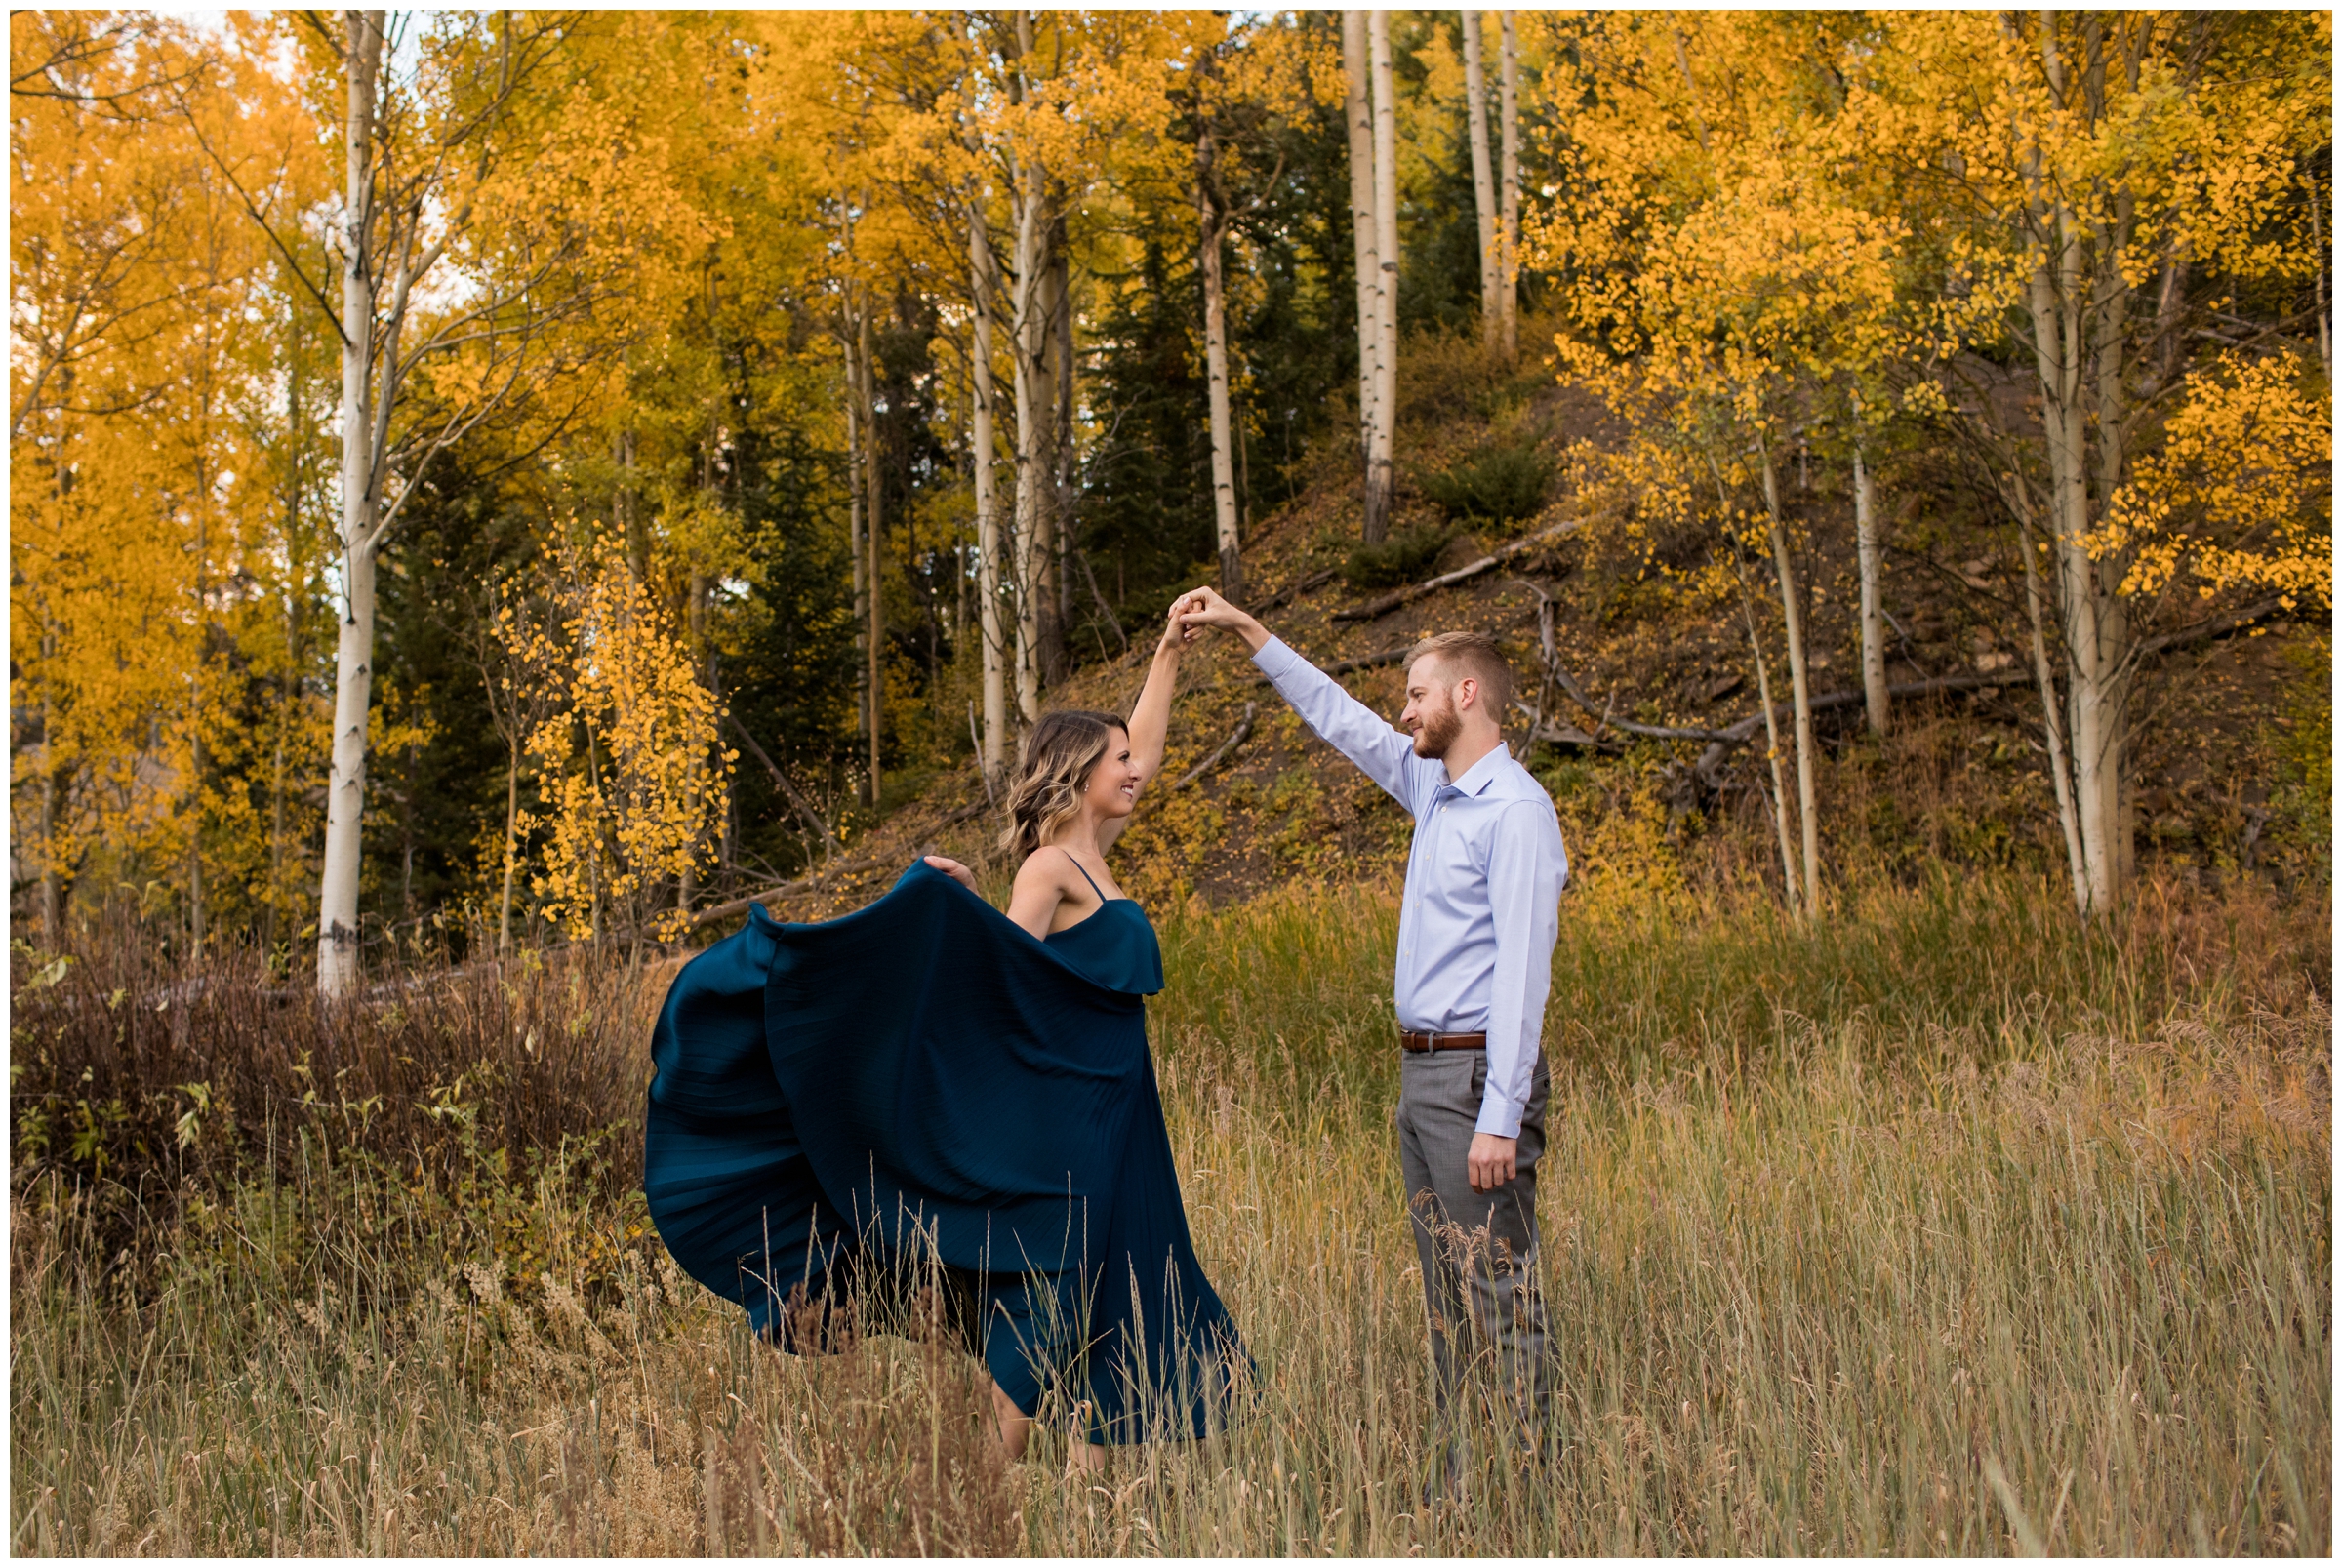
left=642, top=861, right=1246, bottom=1442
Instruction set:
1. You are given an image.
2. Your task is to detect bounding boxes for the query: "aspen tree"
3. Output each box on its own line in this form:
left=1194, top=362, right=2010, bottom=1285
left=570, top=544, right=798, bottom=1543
left=475, top=578, right=562, bottom=952
left=319, top=8, right=388, bottom=991
left=1541, top=12, right=1913, bottom=915
left=1006, top=11, right=1053, bottom=722
left=1853, top=437, right=1889, bottom=736
left=2004, top=475, right=2090, bottom=913
left=1342, top=12, right=1379, bottom=484
left=1461, top=10, right=1499, bottom=349
left=1497, top=13, right=1521, bottom=359
left=1757, top=449, right=1820, bottom=909
left=523, top=543, right=728, bottom=946
left=1195, top=60, right=1244, bottom=602
left=183, top=11, right=696, bottom=994
left=10, top=15, right=194, bottom=446
left=1852, top=9, right=2330, bottom=913
left=1170, top=13, right=1312, bottom=604
left=1038, top=219, right=1070, bottom=683
left=1364, top=10, right=1400, bottom=545
left=1731, top=531, right=1804, bottom=914
left=946, top=11, right=1148, bottom=721
left=966, top=182, right=1007, bottom=785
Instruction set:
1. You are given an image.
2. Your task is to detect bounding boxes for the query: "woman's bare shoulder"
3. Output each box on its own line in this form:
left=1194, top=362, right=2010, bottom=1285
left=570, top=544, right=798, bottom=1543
left=1011, top=847, right=1075, bottom=896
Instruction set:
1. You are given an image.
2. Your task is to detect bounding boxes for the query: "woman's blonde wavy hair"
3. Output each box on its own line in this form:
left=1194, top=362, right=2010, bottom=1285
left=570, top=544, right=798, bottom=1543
left=999, top=709, right=1126, bottom=859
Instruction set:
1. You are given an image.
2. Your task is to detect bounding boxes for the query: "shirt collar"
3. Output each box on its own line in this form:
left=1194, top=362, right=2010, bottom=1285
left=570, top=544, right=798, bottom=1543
left=1441, top=741, right=1512, bottom=797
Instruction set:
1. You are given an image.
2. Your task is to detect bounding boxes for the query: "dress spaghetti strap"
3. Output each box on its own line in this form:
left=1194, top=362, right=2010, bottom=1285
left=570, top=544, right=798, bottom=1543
left=1061, top=847, right=1110, bottom=903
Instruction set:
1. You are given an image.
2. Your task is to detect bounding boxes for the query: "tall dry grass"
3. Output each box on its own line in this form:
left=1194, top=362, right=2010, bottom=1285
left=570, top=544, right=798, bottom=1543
left=11, top=871, right=2329, bottom=1554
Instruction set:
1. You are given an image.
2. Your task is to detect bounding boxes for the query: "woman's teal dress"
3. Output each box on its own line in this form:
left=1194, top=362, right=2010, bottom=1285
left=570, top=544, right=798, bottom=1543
left=641, top=859, right=1245, bottom=1443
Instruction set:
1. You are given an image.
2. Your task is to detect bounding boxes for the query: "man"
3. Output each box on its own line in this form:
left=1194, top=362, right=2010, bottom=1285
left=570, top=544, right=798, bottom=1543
left=1174, top=587, right=1566, bottom=1487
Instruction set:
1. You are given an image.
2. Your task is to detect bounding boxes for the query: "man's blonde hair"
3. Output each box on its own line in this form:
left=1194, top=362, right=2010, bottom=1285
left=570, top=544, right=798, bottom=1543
left=1407, top=630, right=1514, bottom=714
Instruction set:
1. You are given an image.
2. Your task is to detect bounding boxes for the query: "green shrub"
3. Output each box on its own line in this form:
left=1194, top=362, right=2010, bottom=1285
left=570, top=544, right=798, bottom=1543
left=1342, top=526, right=1451, bottom=590
left=1417, top=438, right=1555, bottom=525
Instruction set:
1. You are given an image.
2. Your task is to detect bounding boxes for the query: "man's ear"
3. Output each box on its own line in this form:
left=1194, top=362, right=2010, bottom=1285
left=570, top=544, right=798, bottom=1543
left=1454, top=674, right=1479, bottom=713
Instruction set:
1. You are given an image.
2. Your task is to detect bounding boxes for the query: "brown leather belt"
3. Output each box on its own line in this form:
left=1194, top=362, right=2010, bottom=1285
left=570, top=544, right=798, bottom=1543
left=1400, top=1029, right=1487, bottom=1053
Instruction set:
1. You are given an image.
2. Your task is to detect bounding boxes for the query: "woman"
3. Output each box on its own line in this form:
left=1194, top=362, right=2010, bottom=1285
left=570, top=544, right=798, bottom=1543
left=642, top=600, right=1243, bottom=1469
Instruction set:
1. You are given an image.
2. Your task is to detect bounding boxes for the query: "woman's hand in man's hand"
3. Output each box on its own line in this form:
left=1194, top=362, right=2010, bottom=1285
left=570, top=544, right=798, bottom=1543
left=1154, top=596, right=1199, bottom=656
left=922, top=856, right=979, bottom=891
left=1174, top=586, right=1271, bottom=653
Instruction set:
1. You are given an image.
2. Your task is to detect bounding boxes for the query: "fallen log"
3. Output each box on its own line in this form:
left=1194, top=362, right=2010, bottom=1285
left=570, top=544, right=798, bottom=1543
left=1171, top=702, right=1258, bottom=790
left=1523, top=717, right=1604, bottom=748
left=2132, top=595, right=2284, bottom=661
left=1332, top=516, right=1581, bottom=622
left=1252, top=566, right=1338, bottom=615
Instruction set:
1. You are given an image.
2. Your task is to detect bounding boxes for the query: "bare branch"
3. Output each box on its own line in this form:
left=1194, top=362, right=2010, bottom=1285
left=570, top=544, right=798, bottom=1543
left=724, top=712, right=838, bottom=855
left=1332, top=516, right=1582, bottom=622
left=168, top=85, right=348, bottom=344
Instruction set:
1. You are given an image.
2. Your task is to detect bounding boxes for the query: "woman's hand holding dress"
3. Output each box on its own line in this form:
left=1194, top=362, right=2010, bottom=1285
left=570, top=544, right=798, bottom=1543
left=922, top=855, right=977, bottom=890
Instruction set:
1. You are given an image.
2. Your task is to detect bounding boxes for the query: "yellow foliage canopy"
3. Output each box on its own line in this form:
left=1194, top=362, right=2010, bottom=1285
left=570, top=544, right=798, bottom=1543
left=517, top=543, right=732, bottom=943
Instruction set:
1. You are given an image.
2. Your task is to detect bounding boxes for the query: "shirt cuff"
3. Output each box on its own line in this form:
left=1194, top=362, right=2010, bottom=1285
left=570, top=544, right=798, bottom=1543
left=1251, top=634, right=1302, bottom=682
left=1474, top=1093, right=1523, bottom=1140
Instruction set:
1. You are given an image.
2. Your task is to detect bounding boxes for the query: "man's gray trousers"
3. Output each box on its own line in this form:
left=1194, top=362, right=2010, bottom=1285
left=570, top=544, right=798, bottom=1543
left=1395, top=1049, right=1554, bottom=1464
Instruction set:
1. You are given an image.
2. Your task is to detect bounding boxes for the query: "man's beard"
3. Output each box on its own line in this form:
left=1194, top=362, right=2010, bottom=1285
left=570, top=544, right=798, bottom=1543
left=1411, top=695, right=1462, bottom=758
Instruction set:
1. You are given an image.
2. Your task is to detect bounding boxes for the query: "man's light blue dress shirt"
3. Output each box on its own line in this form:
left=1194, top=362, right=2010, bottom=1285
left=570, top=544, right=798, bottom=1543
left=1253, top=636, right=1568, bottom=1137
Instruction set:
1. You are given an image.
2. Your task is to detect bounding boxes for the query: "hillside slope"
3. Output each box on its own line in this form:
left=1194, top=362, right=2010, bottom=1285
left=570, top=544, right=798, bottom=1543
left=744, top=339, right=2324, bottom=926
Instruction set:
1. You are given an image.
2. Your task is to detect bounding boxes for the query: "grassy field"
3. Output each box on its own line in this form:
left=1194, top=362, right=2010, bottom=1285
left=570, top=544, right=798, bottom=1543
left=11, top=871, right=2330, bottom=1554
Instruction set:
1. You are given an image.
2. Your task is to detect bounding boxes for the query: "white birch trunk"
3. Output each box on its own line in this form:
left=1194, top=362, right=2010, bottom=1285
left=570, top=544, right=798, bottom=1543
left=2018, top=13, right=2126, bottom=916
left=1197, top=118, right=1242, bottom=601
left=1759, top=448, right=1820, bottom=913
left=1853, top=443, right=1889, bottom=736
left=1342, top=12, right=1379, bottom=480
left=2046, top=232, right=2118, bottom=914
left=306, top=9, right=574, bottom=989
left=2012, top=487, right=2089, bottom=914
left=315, top=9, right=386, bottom=999
left=1035, top=230, right=1067, bottom=683
left=1365, top=10, right=1400, bottom=545
left=967, top=195, right=1006, bottom=784
left=1461, top=10, right=1499, bottom=349
left=1735, top=550, right=1803, bottom=915
left=1497, top=13, right=1521, bottom=360
left=1009, top=145, right=1047, bottom=722
left=1053, top=237, right=1075, bottom=662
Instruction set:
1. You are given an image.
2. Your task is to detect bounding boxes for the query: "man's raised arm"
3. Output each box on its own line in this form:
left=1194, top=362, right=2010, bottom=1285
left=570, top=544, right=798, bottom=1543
left=1174, top=587, right=1419, bottom=807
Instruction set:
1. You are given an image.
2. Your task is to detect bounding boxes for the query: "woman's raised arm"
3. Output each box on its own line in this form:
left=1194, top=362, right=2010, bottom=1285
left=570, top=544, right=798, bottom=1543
left=1123, top=596, right=1197, bottom=795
